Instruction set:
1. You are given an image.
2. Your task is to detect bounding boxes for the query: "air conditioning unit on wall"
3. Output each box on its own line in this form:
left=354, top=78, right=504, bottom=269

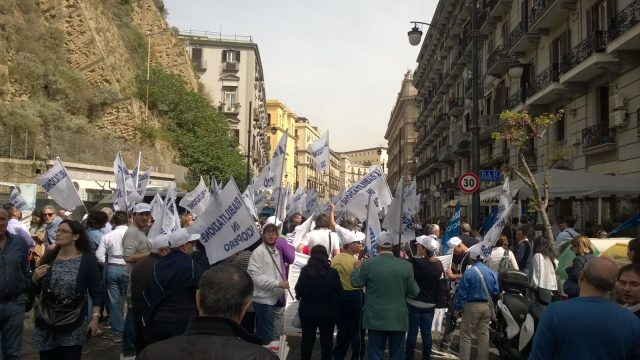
left=610, top=108, right=628, bottom=127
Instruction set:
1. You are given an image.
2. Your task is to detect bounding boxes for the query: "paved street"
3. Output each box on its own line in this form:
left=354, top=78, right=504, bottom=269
left=20, top=312, right=501, bottom=359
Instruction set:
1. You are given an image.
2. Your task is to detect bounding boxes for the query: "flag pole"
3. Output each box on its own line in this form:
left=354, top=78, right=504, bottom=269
left=57, top=157, right=89, bottom=216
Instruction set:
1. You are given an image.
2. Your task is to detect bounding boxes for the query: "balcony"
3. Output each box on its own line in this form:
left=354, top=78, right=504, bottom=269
left=479, top=115, right=501, bottom=140
left=582, top=123, right=617, bottom=155
left=486, top=46, right=513, bottom=77
left=529, top=0, right=577, bottom=33
left=525, top=64, right=568, bottom=105
left=438, top=144, right=454, bottom=163
left=505, top=22, right=541, bottom=54
left=608, top=0, right=640, bottom=52
left=223, top=61, right=239, bottom=71
left=193, top=58, right=207, bottom=72
left=560, top=31, right=618, bottom=83
left=479, top=4, right=501, bottom=35
left=504, top=88, right=525, bottom=110
left=453, top=132, right=472, bottom=154
left=487, top=0, right=513, bottom=18
left=448, top=97, right=465, bottom=116
left=221, top=103, right=240, bottom=114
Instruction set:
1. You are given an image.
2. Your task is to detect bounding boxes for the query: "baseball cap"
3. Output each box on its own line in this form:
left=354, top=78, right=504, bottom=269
left=132, top=203, right=151, bottom=213
left=416, top=235, right=439, bottom=253
left=266, top=216, right=282, bottom=227
left=468, top=243, right=488, bottom=262
left=150, top=233, right=171, bottom=250
left=168, top=228, right=201, bottom=248
left=447, top=236, right=462, bottom=249
left=378, top=231, right=394, bottom=247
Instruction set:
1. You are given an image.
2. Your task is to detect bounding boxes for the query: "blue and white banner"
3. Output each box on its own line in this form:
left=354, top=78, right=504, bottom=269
left=304, top=189, right=318, bottom=218
left=336, top=165, right=392, bottom=221
left=149, top=193, right=163, bottom=223
left=136, top=167, right=153, bottom=199
left=288, top=186, right=306, bottom=215
left=148, top=182, right=181, bottom=241
left=242, top=185, right=258, bottom=220
left=130, top=151, right=141, bottom=189
left=254, top=190, right=266, bottom=213
left=307, top=131, right=330, bottom=174
left=403, top=178, right=419, bottom=215
left=609, top=212, right=640, bottom=236
left=9, top=187, right=29, bottom=211
left=36, top=159, right=83, bottom=211
left=470, top=201, right=515, bottom=259
left=113, top=152, right=136, bottom=211
left=189, top=177, right=260, bottom=265
left=254, top=130, right=288, bottom=191
left=442, top=201, right=462, bottom=254
left=179, top=177, right=210, bottom=217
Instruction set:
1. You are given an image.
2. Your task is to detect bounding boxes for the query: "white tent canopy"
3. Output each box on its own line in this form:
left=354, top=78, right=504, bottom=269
left=480, top=169, right=640, bottom=203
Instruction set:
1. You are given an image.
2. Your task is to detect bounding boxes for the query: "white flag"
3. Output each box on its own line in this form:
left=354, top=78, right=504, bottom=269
left=270, top=130, right=288, bottom=192
left=403, top=178, right=419, bottom=215
left=253, top=165, right=271, bottom=192
left=288, top=186, right=306, bottom=215
left=242, top=185, right=258, bottom=220
left=113, top=152, right=139, bottom=211
left=470, top=200, right=515, bottom=259
left=364, top=194, right=381, bottom=257
left=130, top=151, right=141, bottom=189
left=210, top=175, right=220, bottom=195
left=304, top=189, right=318, bottom=218
left=275, top=185, right=291, bottom=221
left=136, top=167, right=154, bottom=200
left=149, top=193, right=163, bottom=222
left=307, top=131, right=330, bottom=174
left=292, top=213, right=315, bottom=249
left=9, top=187, right=29, bottom=211
left=148, top=182, right=181, bottom=241
left=382, top=180, right=404, bottom=234
left=179, top=177, right=211, bottom=217
left=36, top=159, right=82, bottom=211
left=335, top=166, right=392, bottom=221
left=189, top=177, right=261, bottom=265
left=254, top=190, right=266, bottom=213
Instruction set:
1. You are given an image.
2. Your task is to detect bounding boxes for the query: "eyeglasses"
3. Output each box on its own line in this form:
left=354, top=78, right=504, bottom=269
left=44, top=213, right=54, bottom=217
left=56, top=229, right=73, bottom=234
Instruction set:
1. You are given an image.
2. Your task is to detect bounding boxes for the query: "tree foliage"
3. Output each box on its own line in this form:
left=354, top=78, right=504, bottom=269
left=137, top=67, right=249, bottom=188
left=491, top=109, right=564, bottom=243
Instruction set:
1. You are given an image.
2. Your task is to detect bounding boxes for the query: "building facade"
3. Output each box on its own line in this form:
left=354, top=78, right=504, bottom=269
left=414, top=0, right=640, bottom=229
left=266, top=100, right=297, bottom=190
left=385, top=70, right=419, bottom=190
left=339, top=155, right=372, bottom=190
left=179, top=31, right=270, bottom=173
left=340, top=147, right=388, bottom=172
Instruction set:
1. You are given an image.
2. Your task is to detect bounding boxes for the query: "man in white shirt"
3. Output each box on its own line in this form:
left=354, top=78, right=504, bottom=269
left=2, top=203, right=34, bottom=247
left=95, top=211, right=129, bottom=338
left=555, top=216, right=580, bottom=247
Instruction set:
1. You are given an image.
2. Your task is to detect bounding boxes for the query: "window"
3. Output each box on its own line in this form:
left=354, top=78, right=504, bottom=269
left=598, top=86, right=609, bottom=125
left=224, top=89, right=237, bottom=106
left=231, top=129, right=240, bottom=144
left=222, top=50, right=240, bottom=63
left=556, top=112, right=566, bottom=141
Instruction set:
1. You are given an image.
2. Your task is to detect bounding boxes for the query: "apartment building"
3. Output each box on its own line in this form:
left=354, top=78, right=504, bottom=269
left=385, top=70, right=420, bottom=190
left=414, top=0, right=640, bottom=229
left=179, top=31, right=270, bottom=171
left=340, top=148, right=388, bottom=171
left=339, top=155, right=372, bottom=190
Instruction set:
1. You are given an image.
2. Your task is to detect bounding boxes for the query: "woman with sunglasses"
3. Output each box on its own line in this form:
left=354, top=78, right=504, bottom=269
left=31, top=220, right=102, bottom=360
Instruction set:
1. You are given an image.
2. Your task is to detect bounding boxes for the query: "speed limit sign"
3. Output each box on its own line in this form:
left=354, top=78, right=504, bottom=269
left=458, top=172, right=480, bottom=193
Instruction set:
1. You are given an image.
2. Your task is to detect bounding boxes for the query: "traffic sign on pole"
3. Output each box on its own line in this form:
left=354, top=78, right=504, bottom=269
left=458, top=172, right=480, bottom=193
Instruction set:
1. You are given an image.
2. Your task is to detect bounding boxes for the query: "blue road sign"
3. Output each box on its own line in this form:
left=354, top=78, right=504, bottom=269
left=480, top=170, right=501, bottom=182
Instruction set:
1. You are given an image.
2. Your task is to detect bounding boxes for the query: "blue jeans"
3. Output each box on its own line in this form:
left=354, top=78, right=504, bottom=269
left=253, top=302, right=274, bottom=345
left=405, top=305, right=435, bottom=360
left=367, top=329, right=405, bottom=360
left=122, top=309, right=136, bottom=356
left=107, top=265, right=127, bottom=335
left=0, top=297, right=25, bottom=360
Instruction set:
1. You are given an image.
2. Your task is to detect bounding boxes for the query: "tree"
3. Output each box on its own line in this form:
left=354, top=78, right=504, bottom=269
left=491, top=109, right=564, bottom=244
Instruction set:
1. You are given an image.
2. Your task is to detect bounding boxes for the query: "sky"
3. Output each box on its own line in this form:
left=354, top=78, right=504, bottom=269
left=163, top=0, right=437, bottom=152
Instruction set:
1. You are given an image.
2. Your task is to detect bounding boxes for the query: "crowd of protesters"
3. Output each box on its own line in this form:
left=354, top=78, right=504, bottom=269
left=0, top=201, right=639, bottom=360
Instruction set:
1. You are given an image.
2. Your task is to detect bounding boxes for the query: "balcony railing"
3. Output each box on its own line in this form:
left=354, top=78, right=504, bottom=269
left=487, top=45, right=506, bottom=71
left=582, top=123, right=616, bottom=150
left=223, top=61, right=239, bottom=71
left=505, top=22, right=526, bottom=50
left=504, top=88, right=524, bottom=109
left=529, top=0, right=554, bottom=26
left=193, top=58, right=207, bottom=71
left=609, top=0, right=640, bottom=42
left=560, top=31, right=608, bottom=74
left=453, top=132, right=472, bottom=153
left=526, top=64, right=559, bottom=97
left=438, top=144, right=454, bottom=163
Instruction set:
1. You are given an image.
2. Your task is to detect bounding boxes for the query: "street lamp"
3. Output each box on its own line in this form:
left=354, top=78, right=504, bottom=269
left=377, top=147, right=385, bottom=173
left=270, top=126, right=278, bottom=135
left=407, top=8, right=481, bottom=229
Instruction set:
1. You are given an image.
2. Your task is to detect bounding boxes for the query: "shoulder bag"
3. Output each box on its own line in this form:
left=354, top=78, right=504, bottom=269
left=498, top=249, right=512, bottom=271
left=34, top=272, right=87, bottom=332
left=472, top=266, right=496, bottom=321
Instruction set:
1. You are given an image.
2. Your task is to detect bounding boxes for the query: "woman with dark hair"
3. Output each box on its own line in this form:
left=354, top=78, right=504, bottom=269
left=85, top=211, right=108, bottom=251
left=563, top=235, right=596, bottom=299
left=530, top=236, right=558, bottom=298
left=295, top=245, right=342, bottom=360
left=31, top=220, right=103, bottom=360
left=30, top=209, right=47, bottom=269
left=628, top=238, right=640, bottom=265
left=298, top=214, right=339, bottom=258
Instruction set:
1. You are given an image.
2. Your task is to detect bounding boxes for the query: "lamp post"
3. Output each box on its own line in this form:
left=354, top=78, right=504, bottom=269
left=408, top=8, right=481, bottom=229
left=377, top=147, right=385, bottom=173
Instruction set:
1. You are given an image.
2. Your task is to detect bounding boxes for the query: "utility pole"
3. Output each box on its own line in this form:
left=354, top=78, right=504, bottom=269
left=471, top=0, right=481, bottom=230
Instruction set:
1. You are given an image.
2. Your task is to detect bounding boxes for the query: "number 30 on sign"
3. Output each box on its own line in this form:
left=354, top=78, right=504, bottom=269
left=458, top=172, right=480, bottom=193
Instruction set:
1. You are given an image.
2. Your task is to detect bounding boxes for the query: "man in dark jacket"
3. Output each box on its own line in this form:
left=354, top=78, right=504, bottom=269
left=137, top=263, right=277, bottom=360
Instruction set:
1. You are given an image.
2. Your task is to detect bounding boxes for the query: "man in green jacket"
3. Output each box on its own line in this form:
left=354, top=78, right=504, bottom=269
left=351, top=231, right=420, bottom=360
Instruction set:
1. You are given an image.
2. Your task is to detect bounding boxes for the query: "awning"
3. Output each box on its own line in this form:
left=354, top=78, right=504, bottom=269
left=71, top=179, right=112, bottom=191
left=479, top=169, right=640, bottom=203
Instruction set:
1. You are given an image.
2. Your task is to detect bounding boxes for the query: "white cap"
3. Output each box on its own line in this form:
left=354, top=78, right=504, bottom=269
left=335, top=225, right=365, bottom=247
left=378, top=231, right=394, bottom=247
left=447, top=236, right=462, bottom=249
left=150, top=233, right=171, bottom=250
left=167, top=228, right=201, bottom=248
left=132, top=203, right=151, bottom=213
left=416, top=235, right=439, bottom=253
left=266, top=216, right=282, bottom=227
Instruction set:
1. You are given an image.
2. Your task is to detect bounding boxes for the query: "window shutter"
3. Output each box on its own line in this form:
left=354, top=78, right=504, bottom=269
left=587, top=7, right=593, bottom=35
left=222, top=50, right=227, bottom=62
left=192, top=47, right=202, bottom=61
left=236, top=50, right=241, bottom=63
left=606, top=0, right=615, bottom=20
left=563, top=30, right=570, bottom=58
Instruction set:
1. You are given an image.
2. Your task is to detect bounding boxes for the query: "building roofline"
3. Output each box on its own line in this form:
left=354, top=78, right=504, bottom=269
left=338, top=147, right=388, bottom=154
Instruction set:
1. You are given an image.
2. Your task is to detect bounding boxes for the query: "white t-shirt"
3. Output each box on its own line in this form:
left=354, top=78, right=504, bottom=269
left=303, top=228, right=339, bottom=256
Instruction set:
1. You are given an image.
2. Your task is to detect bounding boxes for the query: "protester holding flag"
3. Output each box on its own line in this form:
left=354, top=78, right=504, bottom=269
left=31, top=220, right=103, bottom=360
left=405, top=235, right=443, bottom=360
left=295, top=245, right=342, bottom=360
left=265, top=216, right=295, bottom=340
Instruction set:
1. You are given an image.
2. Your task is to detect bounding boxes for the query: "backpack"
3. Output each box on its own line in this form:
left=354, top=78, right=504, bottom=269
left=499, top=249, right=512, bottom=271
